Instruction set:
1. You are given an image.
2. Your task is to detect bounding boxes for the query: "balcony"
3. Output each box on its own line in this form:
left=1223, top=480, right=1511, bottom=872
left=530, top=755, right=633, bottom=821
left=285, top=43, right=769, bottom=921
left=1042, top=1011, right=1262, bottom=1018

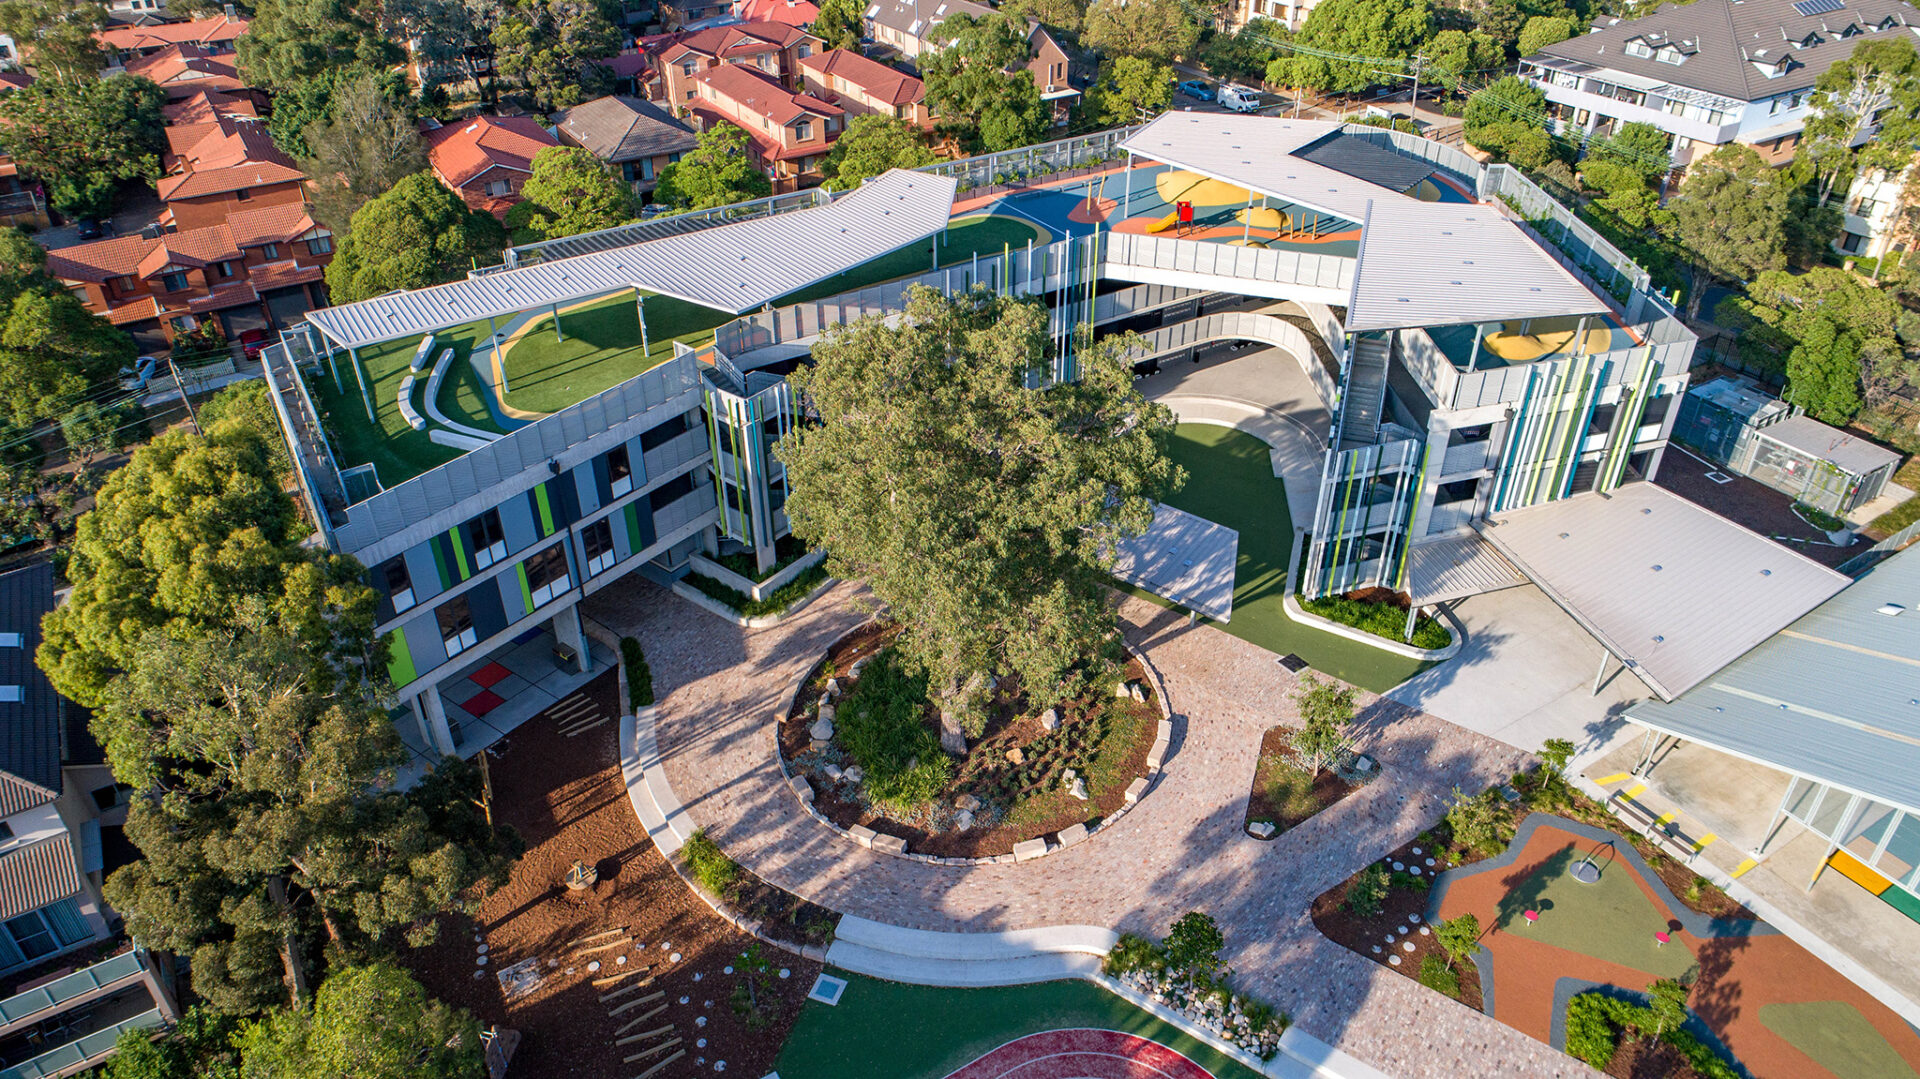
left=1102, top=231, right=1354, bottom=303
left=1530, top=79, right=1738, bottom=147
left=0, top=952, right=147, bottom=1034
left=642, top=427, right=706, bottom=480
left=0, top=982, right=165, bottom=1079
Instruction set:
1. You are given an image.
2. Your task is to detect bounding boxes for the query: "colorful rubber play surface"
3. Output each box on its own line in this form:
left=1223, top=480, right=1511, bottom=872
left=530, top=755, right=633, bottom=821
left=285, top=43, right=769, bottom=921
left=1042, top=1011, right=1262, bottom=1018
left=1429, top=814, right=1920, bottom=1078
left=942, top=1029, right=1218, bottom=1079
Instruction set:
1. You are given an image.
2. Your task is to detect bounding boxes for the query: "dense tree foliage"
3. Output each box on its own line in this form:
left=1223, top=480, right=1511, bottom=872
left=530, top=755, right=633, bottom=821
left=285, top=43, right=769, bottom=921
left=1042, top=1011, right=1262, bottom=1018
left=490, top=0, right=620, bottom=110
left=1267, top=0, right=1432, bottom=93
left=924, top=14, right=1049, bottom=153
left=1085, top=55, right=1174, bottom=127
left=1081, top=0, right=1200, bottom=64
left=0, top=0, right=107, bottom=82
left=234, top=962, right=484, bottom=1077
left=1718, top=267, right=1907, bottom=422
left=0, top=229, right=137, bottom=427
left=325, top=172, right=506, bottom=302
left=385, top=0, right=512, bottom=100
left=653, top=125, right=774, bottom=210
left=1003, top=0, right=1089, bottom=36
left=297, top=72, right=427, bottom=234
left=0, top=75, right=167, bottom=217
left=812, top=0, right=863, bottom=48
left=1669, top=145, right=1790, bottom=317
left=505, top=145, right=636, bottom=241
left=1197, top=20, right=1284, bottom=84
left=823, top=115, right=938, bottom=190
left=1425, top=28, right=1503, bottom=88
left=237, top=0, right=401, bottom=91
left=1516, top=14, right=1581, bottom=56
left=1462, top=76, right=1559, bottom=169
left=1798, top=38, right=1920, bottom=204
left=780, top=286, right=1182, bottom=722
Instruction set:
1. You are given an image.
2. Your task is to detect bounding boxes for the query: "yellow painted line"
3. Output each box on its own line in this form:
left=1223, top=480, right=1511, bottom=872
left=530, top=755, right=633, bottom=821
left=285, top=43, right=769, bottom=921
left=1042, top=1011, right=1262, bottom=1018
left=1655, top=809, right=1681, bottom=826
left=1731, top=858, right=1758, bottom=879
left=1593, top=773, right=1631, bottom=786
left=1691, top=833, right=1718, bottom=853
left=1622, top=782, right=1647, bottom=800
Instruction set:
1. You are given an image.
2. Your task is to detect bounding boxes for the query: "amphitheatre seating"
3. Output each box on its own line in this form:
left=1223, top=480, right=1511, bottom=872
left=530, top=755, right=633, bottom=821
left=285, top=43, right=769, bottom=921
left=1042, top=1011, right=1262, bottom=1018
left=423, top=346, right=502, bottom=443
left=410, top=333, right=437, bottom=373
left=397, top=375, right=427, bottom=431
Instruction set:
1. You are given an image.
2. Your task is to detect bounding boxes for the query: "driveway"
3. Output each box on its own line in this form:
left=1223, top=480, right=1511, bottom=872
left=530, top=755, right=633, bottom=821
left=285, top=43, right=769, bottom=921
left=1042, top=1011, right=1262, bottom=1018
left=36, top=191, right=165, bottom=250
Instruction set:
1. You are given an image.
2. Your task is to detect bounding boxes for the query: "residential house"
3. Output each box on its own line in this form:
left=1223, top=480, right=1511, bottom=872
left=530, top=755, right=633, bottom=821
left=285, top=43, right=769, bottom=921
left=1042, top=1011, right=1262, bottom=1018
left=1221, top=0, right=1318, bottom=32
left=554, top=95, right=700, bottom=202
left=653, top=22, right=822, bottom=108
left=659, top=0, right=732, bottom=31
left=423, top=115, right=562, bottom=219
left=106, top=0, right=176, bottom=27
left=862, top=0, right=1082, bottom=121
left=597, top=51, right=654, bottom=97
left=123, top=43, right=263, bottom=108
left=48, top=202, right=334, bottom=345
left=97, top=13, right=248, bottom=70
left=0, top=563, right=181, bottom=1079
left=733, top=0, right=820, bottom=27
left=1520, top=0, right=1920, bottom=166
left=156, top=113, right=307, bottom=231
left=798, top=47, right=929, bottom=125
left=1833, top=154, right=1917, bottom=260
left=690, top=63, right=842, bottom=188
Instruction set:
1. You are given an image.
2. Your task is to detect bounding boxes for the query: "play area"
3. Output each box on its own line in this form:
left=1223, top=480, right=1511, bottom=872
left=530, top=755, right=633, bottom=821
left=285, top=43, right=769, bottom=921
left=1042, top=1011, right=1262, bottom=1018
left=770, top=975, right=1262, bottom=1079
left=1426, top=314, right=1639, bottom=371
left=1429, top=814, right=1920, bottom=1078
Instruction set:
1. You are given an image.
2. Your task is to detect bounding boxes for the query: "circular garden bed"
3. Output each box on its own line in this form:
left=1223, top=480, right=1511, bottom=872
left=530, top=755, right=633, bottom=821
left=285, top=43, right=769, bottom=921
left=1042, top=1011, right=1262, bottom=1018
left=779, top=621, right=1162, bottom=860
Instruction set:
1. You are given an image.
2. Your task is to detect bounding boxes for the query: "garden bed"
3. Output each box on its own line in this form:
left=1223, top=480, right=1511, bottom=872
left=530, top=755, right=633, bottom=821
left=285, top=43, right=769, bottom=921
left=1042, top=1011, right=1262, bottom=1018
left=683, top=564, right=831, bottom=620
left=1297, top=587, right=1450, bottom=650
left=1310, top=835, right=1482, bottom=1012
left=779, top=622, right=1159, bottom=859
left=1243, top=727, right=1359, bottom=837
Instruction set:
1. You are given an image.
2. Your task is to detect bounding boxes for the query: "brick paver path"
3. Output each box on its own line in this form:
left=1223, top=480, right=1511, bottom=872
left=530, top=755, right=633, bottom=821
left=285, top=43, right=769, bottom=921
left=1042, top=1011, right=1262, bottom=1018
left=585, top=579, right=1599, bottom=1077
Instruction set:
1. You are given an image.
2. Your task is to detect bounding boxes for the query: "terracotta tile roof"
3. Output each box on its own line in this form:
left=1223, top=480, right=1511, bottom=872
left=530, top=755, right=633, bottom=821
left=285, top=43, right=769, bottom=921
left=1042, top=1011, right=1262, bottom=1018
left=105, top=298, right=160, bottom=325
left=0, top=72, right=31, bottom=91
left=248, top=261, right=324, bottom=290
left=697, top=64, right=842, bottom=128
left=690, top=110, right=828, bottom=163
left=156, top=115, right=305, bottom=200
left=124, top=44, right=245, bottom=96
left=555, top=95, right=698, bottom=163
left=46, top=208, right=316, bottom=283
left=225, top=202, right=315, bottom=247
left=656, top=21, right=814, bottom=64
left=596, top=52, right=652, bottom=79
left=163, top=89, right=258, bottom=126
left=188, top=280, right=259, bottom=312
left=0, top=835, right=81, bottom=922
left=98, top=14, right=249, bottom=52
left=800, top=48, right=924, bottom=108
left=733, top=0, right=820, bottom=27
left=0, top=774, right=55, bottom=818
left=422, top=115, right=559, bottom=189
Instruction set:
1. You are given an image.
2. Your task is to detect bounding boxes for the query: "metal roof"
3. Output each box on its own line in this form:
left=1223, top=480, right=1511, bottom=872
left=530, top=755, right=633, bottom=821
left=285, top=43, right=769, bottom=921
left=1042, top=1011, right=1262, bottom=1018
left=1630, top=542, right=1920, bottom=817
left=1478, top=482, right=1850, bottom=700
left=1118, top=114, right=1607, bottom=332
left=1686, top=376, right=1788, bottom=424
left=306, top=169, right=958, bottom=350
left=1754, top=414, right=1902, bottom=478
left=1292, top=134, right=1435, bottom=194
left=0, top=564, right=63, bottom=810
left=1405, top=533, right=1529, bottom=605
left=1106, top=504, right=1239, bottom=622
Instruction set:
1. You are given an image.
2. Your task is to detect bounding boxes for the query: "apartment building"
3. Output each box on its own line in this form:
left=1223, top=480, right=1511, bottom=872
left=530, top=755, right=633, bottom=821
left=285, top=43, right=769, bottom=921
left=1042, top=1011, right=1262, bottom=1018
left=97, top=13, right=248, bottom=70
left=157, top=112, right=305, bottom=230
left=862, top=1, right=1082, bottom=121
left=1521, top=0, right=1920, bottom=165
left=734, top=0, right=820, bottom=27
left=48, top=202, right=333, bottom=344
left=1222, top=0, right=1317, bottom=32
left=654, top=22, right=822, bottom=108
left=554, top=95, right=700, bottom=201
left=423, top=115, right=561, bottom=219
left=691, top=64, right=843, bottom=185
left=1832, top=154, right=1916, bottom=260
left=799, top=48, right=930, bottom=125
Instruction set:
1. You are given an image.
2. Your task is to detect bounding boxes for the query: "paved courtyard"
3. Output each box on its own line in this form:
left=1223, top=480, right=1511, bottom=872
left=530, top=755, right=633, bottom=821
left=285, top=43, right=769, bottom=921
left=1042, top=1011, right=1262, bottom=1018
left=586, top=579, right=1608, bottom=1077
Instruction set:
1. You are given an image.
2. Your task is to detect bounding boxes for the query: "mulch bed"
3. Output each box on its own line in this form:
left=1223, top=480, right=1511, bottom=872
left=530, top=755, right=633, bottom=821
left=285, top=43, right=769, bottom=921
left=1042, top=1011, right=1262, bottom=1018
left=780, top=623, right=1158, bottom=859
left=1655, top=448, right=1858, bottom=570
left=404, top=670, right=821, bottom=1079
left=1605, top=1035, right=1708, bottom=1079
left=1310, top=834, right=1482, bottom=1013
left=1243, top=727, right=1357, bottom=837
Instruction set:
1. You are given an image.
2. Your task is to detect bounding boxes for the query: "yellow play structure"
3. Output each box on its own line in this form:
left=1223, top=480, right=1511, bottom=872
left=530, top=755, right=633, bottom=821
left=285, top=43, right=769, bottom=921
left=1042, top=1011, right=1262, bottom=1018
left=1480, top=318, right=1618, bottom=362
left=1146, top=170, right=1251, bottom=233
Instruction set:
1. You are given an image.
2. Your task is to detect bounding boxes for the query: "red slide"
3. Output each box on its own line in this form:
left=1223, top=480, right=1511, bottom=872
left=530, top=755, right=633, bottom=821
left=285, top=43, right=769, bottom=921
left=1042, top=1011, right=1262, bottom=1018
left=941, top=1028, right=1218, bottom=1079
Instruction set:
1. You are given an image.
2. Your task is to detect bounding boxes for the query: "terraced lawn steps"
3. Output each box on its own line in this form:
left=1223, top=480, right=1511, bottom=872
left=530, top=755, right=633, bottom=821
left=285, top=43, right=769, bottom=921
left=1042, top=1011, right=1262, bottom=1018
left=824, top=917, right=1117, bottom=987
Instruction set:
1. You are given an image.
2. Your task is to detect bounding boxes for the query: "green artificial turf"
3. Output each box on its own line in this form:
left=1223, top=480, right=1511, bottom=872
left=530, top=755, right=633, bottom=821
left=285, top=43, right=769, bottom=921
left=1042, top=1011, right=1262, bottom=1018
left=501, top=291, right=699, bottom=415
left=1490, top=843, right=1695, bottom=980
left=1136, top=424, right=1429, bottom=692
left=1758, top=1000, right=1920, bottom=1079
left=772, top=974, right=1266, bottom=1079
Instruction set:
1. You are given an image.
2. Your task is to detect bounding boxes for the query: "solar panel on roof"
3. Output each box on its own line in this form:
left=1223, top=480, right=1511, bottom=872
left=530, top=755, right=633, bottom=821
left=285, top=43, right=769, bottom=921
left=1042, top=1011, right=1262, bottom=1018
left=1793, top=0, right=1844, bottom=16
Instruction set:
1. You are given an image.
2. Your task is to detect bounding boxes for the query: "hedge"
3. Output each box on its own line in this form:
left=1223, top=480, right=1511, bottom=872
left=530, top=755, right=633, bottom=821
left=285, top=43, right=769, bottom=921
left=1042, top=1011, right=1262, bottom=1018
left=1563, top=992, right=1739, bottom=1079
left=621, top=636, right=654, bottom=709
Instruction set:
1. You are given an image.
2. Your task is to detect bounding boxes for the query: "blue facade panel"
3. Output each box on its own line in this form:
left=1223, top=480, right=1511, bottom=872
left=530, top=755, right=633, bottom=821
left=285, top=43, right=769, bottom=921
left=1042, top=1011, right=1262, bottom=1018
left=398, top=608, right=446, bottom=672
left=500, top=497, right=539, bottom=555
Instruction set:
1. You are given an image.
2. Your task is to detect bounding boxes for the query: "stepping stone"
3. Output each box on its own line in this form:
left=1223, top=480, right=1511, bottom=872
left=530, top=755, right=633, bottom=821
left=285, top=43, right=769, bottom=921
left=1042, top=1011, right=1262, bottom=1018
left=477, top=944, right=488, bottom=954
left=1389, top=955, right=1401, bottom=966
left=1383, top=933, right=1396, bottom=943
left=1397, top=926, right=1408, bottom=935
left=1409, top=866, right=1421, bottom=876
left=698, top=1038, right=708, bottom=1048
left=779, top=969, right=790, bottom=979
left=724, top=966, right=734, bottom=974
left=1408, top=914, right=1422, bottom=923
left=1425, top=858, right=1436, bottom=867
left=693, top=972, right=704, bottom=981
left=588, top=961, right=601, bottom=972
left=1420, top=926, right=1430, bottom=936
left=1371, top=945, right=1381, bottom=954
left=671, top=953, right=682, bottom=962
left=1392, top=862, right=1405, bottom=871
left=1411, top=847, right=1423, bottom=855
left=1402, top=941, right=1416, bottom=952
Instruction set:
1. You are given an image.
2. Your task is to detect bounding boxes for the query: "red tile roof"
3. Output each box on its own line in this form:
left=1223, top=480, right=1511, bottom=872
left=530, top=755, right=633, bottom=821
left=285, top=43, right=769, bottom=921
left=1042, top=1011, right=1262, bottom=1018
left=657, top=21, right=815, bottom=65
left=800, top=48, right=925, bottom=108
left=98, top=15, right=249, bottom=52
left=105, top=298, right=161, bottom=325
left=422, top=114, right=558, bottom=189
left=733, top=0, right=820, bottom=27
left=163, top=89, right=258, bottom=126
left=248, top=261, right=325, bottom=291
left=46, top=206, right=318, bottom=283
left=156, top=114, right=305, bottom=200
left=697, top=63, right=841, bottom=128
left=123, top=44, right=245, bottom=97
left=188, top=281, right=259, bottom=313
left=690, top=110, right=828, bottom=163
left=597, top=52, right=652, bottom=79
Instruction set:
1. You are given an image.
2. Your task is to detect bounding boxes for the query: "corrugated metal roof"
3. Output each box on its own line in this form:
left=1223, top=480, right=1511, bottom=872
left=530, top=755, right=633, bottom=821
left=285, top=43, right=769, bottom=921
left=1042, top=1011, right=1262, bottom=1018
left=1106, top=504, right=1239, bottom=622
left=1630, top=543, right=1920, bottom=816
left=306, top=169, right=957, bottom=350
left=1754, top=414, right=1902, bottom=478
left=0, top=564, right=63, bottom=809
left=1292, top=134, right=1434, bottom=193
left=1479, top=482, right=1849, bottom=700
left=1405, top=533, right=1529, bottom=605
left=1686, top=376, right=1788, bottom=424
left=0, top=835, right=82, bottom=922
left=1118, top=114, right=1606, bottom=332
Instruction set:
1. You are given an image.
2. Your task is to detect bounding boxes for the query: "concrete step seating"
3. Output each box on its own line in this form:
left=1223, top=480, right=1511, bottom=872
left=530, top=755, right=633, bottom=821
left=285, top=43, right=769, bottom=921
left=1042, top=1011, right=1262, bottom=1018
left=824, top=916, right=1115, bottom=987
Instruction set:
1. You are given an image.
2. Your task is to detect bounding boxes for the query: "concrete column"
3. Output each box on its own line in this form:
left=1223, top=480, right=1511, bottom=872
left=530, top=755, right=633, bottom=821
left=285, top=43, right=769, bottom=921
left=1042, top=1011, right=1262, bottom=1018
left=554, top=601, right=590, bottom=674
left=415, top=691, right=456, bottom=758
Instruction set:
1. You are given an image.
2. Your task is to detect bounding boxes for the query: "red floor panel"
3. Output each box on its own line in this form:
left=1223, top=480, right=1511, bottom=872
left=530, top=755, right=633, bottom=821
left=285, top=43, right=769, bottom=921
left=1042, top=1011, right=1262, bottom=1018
left=942, top=1029, right=1217, bottom=1079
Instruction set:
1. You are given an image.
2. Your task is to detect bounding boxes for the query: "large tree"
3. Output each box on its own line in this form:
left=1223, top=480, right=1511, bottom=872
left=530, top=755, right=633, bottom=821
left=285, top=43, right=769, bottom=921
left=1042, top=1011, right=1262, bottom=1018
left=1669, top=144, right=1790, bottom=317
left=504, top=145, right=636, bottom=241
left=298, top=72, right=428, bottom=234
left=384, top=0, right=512, bottom=100
left=1516, top=13, right=1580, bottom=57
left=1081, top=0, right=1200, bottom=64
left=1266, top=0, right=1432, bottom=94
left=1084, top=55, right=1174, bottom=127
left=1425, top=28, right=1502, bottom=89
left=1003, top=0, right=1089, bottom=36
left=325, top=172, right=506, bottom=302
left=1196, top=19, right=1284, bottom=84
left=1799, top=38, right=1920, bottom=204
left=236, top=0, right=401, bottom=92
left=0, top=229, right=137, bottom=427
left=490, top=0, right=620, bottom=111
left=235, top=963, right=483, bottom=1078
left=822, top=115, right=938, bottom=191
left=811, top=0, right=863, bottom=50
left=780, top=286, right=1182, bottom=723
left=0, top=74, right=167, bottom=217
left=652, top=125, right=773, bottom=210
left=0, top=0, right=107, bottom=83
left=923, top=14, right=1050, bottom=154
left=1717, top=266, right=1906, bottom=422
left=1461, top=76, right=1560, bottom=169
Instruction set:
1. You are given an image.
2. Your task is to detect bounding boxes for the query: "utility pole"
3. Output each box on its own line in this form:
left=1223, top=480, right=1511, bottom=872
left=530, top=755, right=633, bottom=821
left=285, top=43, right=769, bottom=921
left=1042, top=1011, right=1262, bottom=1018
left=168, top=356, right=201, bottom=434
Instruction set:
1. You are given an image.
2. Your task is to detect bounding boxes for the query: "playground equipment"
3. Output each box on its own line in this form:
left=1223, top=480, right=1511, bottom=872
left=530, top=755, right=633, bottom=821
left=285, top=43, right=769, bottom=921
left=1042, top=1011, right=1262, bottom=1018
left=1481, top=318, right=1616, bottom=363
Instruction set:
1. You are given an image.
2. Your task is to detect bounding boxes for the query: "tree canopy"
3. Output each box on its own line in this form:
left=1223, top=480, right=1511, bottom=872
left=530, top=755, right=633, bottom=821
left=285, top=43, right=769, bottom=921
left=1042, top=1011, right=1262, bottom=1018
left=0, top=228, right=137, bottom=428
left=923, top=14, right=1050, bottom=153
left=234, top=962, right=483, bottom=1078
left=1085, top=56, right=1174, bottom=127
left=812, top=0, right=863, bottom=49
left=1003, top=0, right=1089, bottom=36
left=1669, top=144, right=1790, bottom=315
left=1516, top=14, right=1581, bottom=57
left=780, top=286, right=1182, bottom=717
left=652, top=124, right=774, bottom=210
left=1196, top=19, right=1284, bottom=84
left=1081, top=0, right=1201, bottom=64
left=0, top=0, right=107, bottom=83
left=297, top=71, right=427, bottom=234
left=1798, top=38, right=1920, bottom=203
left=1426, top=28, right=1503, bottom=88
left=505, top=145, right=637, bottom=241
left=384, top=0, right=511, bottom=100
left=325, top=172, right=506, bottom=302
left=1266, top=0, right=1432, bottom=93
left=236, top=0, right=401, bottom=92
left=822, top=115, right=938, bottom=190
left=1462, top=76, right=1559, bottom=169
left=1717, top=266, right=1906, bottom=423
left=0, top=74, right=167, bottom=217
left=490, top=0, right=620, bottom=110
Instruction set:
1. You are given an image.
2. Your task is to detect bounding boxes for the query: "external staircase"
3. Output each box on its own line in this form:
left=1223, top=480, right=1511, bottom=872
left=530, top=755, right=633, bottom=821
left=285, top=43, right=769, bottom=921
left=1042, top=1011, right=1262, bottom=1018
left=1337, top=334, right=1390, bottom=451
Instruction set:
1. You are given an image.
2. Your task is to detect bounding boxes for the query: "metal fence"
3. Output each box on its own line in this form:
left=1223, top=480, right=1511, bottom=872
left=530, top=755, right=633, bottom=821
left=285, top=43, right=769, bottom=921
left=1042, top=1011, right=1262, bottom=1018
left=1837, top=516, right=1920, bottom=576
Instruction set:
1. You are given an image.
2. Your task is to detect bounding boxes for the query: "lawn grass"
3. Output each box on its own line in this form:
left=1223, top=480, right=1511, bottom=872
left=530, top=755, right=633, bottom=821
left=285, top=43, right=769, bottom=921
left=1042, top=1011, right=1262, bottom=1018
left=1135, top=424, right=1429, bottom=692
left=1492, top=843, right=1696, bottom=980
left=1758, top=1000, right=1920, bottom=1079
left=500, top=291, right=699, bottom=415
left=772, top=974, right=1266, bottom=1079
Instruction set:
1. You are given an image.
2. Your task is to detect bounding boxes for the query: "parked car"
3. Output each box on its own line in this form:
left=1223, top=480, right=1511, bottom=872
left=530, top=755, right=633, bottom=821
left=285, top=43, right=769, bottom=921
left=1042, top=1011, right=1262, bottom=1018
left=1220, top=85, right=1262, bottom=112
left=237, top=328, right=270, bottom=359
left=118, top=355, right=161, bottom=391
left=1177, top=79, right=1214, bottom=101
left=73, top=218, right=104, bottom=240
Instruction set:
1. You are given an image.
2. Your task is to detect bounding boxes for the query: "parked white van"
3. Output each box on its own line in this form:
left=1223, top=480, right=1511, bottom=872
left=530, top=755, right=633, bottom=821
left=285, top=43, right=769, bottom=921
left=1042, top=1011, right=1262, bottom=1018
left=1220, top=85, right=1262, bottom=112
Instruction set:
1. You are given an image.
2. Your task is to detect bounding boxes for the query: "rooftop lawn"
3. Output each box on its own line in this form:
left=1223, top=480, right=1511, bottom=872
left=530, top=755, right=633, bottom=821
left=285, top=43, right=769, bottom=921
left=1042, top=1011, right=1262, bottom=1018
left=1136, top=423, right=1429, bottom=693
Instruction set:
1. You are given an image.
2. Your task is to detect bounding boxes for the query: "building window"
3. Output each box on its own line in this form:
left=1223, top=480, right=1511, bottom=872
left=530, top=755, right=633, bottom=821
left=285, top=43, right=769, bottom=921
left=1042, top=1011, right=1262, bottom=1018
left=465, top=508, right=507, bottom=569
left=757, top=53, right=774, bottom=70
left=379, top=556, right=415, bottom=612
left=308, top=233, right=333, bottom=255
left=524, top=543, right=570, bottom=607
left=235, top=188, right=252, bottom=202
left=795, top=120, right=812, bottom=141
left=261, top=242, right=279, bottom=259
left=216, top=260, right=234, bottom=278
left=436, top=596, right=477, bottom=656
left=682, top=59, right=699, bottom=76
left=0, top=822, right=12, bottom=841
left=486, top=178, right=511, bottom=197
left=160, top=270, right=189, bottom=292
left=1856, top=196, right=1883, bottom=217
left=1625, top=39, right=1652, bottom=57
left=1841, top=230, right=1866, bottom=253
left=582, top=518, right=617, bottom=576
left=114, top=275, right=136, bottom=294
left=4, top=912, right=56, bottom=962
left=686, top=89, right=697, bottom=100
left=639, top=157, right=654, bottom=181
left=608, top=445, right=634, bottom=496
